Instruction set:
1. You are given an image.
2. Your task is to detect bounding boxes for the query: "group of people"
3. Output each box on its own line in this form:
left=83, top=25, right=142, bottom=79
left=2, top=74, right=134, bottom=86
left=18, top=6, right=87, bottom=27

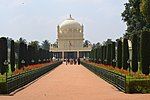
left=65, top=58, right=80, bottom=65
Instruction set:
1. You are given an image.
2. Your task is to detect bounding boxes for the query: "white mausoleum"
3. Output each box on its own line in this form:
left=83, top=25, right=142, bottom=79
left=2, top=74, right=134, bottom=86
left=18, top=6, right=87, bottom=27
left=50, top=15, right=92, bottom=59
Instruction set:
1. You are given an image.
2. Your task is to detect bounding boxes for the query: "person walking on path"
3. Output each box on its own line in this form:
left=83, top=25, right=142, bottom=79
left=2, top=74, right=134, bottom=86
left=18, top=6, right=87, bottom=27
left=77, top=58, right=80, bottom=65
left=74, top=59, right=77, bottom=65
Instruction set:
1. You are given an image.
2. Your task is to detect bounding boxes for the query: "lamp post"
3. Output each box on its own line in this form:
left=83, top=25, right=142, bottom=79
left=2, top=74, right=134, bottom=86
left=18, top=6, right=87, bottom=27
left=38, top=59, right=41, bottom=63
left=31, top=59, right=34, bottom=64
left=21, top=60, right=25, bottom=70
left=112, top=59, right=116, bottom=67
left=127, top=59, right=130, bottom=73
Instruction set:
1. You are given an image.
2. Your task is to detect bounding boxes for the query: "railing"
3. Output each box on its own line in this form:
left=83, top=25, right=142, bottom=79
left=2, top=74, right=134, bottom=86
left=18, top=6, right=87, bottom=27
left=81, top=61, right=126, bottom=92
left=0, top=61, right=62, bottom=94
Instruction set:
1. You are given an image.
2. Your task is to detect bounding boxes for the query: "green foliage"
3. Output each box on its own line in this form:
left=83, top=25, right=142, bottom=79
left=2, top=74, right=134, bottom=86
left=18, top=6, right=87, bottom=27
left=101, top=46, right=104, bottom=64
left=140, top=0, right=150, bottom=23
left=126, top=79, right=150, bottom=93
left=103, top=45, right=107, bottom=64
left=122, top=0, right=146, bottom=37
left=42, top=40, right=50, bottom=51
left=140, top=31, right=150, bottom=75
left=96, top=47, right=101, bottom=63
left=0, top=37, right=7, bottom=75
left=10, top=40, right=15, bottom=72
left=122, top=38, right=130, bottom=70
left=106, top=43, right=112, bottom=65
left=111, top=42, right=116, bottom=67
left=18, top=42, right=27, bottom=69
left=132, top=34, right=138, bottom=72
left=116, top=40, right=122, bottom=69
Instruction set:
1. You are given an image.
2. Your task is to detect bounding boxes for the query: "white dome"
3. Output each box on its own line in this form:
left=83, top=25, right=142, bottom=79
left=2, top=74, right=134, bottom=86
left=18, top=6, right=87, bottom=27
left=59, top=15, right=82, bottom=30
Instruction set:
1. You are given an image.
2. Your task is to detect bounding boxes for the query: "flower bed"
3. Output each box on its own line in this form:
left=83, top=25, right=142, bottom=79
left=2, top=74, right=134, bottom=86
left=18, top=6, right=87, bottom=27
left=0, top=61, right=62, bottom=94
left=82, top=61, right=150, bottom=93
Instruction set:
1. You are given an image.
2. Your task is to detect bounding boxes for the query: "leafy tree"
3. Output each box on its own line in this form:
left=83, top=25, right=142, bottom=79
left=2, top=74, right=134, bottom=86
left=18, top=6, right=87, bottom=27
left=29, top=41, right=40, bottom=50
left=122, top=0, right=146, bottom=38
left=42, top=40, right=50, bottom=50
left=83, top=40, right=91, bottom=47
left=140, top=0, right=150, bottom=23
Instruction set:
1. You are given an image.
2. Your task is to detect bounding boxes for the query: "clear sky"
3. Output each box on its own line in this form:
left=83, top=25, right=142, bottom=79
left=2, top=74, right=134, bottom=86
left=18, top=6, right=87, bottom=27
left=0, top=0, right=128, bottom=44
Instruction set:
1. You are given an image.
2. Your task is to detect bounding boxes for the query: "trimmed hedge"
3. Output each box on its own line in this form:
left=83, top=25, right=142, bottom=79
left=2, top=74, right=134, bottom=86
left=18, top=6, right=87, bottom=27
left=126, top=79, right=150, bottom=93
left=82, top=61, right=150, bottom=93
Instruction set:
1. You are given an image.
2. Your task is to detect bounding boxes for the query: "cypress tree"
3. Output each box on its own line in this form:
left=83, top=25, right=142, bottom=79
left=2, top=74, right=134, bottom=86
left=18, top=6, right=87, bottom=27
left=106, top=43, right=112, bottom=65
left=23, top=43, right=28, bottom=67
left=122, top=38, right=130, bottom=70
left=132, top=34, right=138, bottom=72
left=27, top=45, right=33, bottom=65
left=99, top=46, right=102, bottom=63
left=0, top=37, right=8, bottom=75
left=18, top=42, right=25, bottom=69
left=96, top=47, right=101, bottom=63
left=104, top=45, right=107, bottom=64
left=140, top=31, right=150, bottom=75
left=101, top=46, right=104, bottom=64
left=111, top=42, right=116, bottom=67
left=117, top=39, right=122, bottom=69
left=10, top=40, right=15, bottom=72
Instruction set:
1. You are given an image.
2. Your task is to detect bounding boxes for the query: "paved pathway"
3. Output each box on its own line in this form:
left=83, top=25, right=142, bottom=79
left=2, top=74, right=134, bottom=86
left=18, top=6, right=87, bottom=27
left=1, top=63, right=150, bottom=100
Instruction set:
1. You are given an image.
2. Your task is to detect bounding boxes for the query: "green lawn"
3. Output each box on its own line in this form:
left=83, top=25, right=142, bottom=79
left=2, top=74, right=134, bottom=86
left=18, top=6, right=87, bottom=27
left=0, top=65, right=14, bottom=82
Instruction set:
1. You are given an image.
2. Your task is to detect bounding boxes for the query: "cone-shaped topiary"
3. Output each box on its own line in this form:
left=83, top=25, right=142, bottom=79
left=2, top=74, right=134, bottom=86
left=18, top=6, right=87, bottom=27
left=117, top=39, right=122, bottom=69
left=0, top=37, right=7, bottom=75
left=132, top=34, right=138, bottom=72
left=10, top=40, right=15, bottom=72
left=140, top=31, right=150, bottom=75
left=122, top=38, right=130, bottom=70
left=106, top=43, right=112, bottom=65
left=111, top=42, right=116, bottom=67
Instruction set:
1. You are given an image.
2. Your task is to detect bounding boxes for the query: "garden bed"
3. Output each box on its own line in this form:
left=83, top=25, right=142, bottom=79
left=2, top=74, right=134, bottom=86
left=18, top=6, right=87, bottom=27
left=0, top=61, right=62, bottom=94
left=81, top=61, right=150, bottom=93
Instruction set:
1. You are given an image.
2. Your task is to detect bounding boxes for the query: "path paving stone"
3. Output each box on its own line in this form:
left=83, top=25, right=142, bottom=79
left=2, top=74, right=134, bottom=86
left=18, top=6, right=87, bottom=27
left=0, top=62, right=150, bottom=100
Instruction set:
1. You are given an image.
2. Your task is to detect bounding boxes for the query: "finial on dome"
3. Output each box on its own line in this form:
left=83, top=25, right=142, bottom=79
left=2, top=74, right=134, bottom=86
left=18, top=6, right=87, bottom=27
left=70, top=14, right=72, bottom=18
left=68, top=14, right=74, bottom=20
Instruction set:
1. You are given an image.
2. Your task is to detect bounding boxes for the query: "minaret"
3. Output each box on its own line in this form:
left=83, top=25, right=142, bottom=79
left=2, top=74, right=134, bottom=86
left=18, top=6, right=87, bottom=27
left=57, top=25, right=60, bottom=38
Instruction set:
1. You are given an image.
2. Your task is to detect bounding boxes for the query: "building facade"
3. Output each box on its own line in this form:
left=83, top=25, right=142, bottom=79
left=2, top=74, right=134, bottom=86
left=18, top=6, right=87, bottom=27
left=50, top=15, right=92, bottom=59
